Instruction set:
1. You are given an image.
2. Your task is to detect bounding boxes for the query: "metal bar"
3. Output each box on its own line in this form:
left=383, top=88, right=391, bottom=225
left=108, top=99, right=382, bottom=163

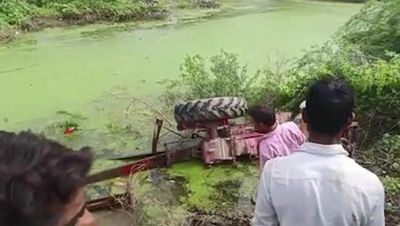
left=107, top=152, right=164, bottom=161
left=87, top=193, right=130, bottom=211
left=152, top=119, right=163, bottom=154
left=162, top=125, right=185, bottom=138
left=86, top=154, right=167, bottom=184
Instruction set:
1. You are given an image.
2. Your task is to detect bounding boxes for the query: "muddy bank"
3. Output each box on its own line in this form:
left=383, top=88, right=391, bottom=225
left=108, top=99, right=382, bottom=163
left=0, top=27, right=15, bottom=43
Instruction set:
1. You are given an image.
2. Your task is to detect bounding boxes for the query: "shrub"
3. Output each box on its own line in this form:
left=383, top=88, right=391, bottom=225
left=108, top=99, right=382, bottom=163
left=162, top=50, right=278, bottom=106
left=0, top=0, right=38, bottom=25
left=0, top=0, right=166, bottom=31
left=340, top=0, right=400, bottom=59
left=275, top=47, right=400, bottom=144
left=357, top=134, right=400, bottom=178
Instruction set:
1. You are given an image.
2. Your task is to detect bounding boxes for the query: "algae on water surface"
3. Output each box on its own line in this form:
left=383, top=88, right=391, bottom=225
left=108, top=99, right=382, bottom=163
left=0, top=0, right=361, bottom=136
left=89, top=160, right=259, bottom=225
left=166, top=160, right=259, bottom=212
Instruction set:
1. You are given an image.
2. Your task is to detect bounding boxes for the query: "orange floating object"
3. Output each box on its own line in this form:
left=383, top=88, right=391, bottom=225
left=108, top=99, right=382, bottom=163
left=64, top=127, right=76, bottom=135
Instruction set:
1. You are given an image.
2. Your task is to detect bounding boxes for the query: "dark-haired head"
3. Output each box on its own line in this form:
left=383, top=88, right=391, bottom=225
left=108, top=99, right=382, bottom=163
left=0, top=131, right=95, bottom=226
left=248, top=105, right=277, bottom=133
left=303, top=78, right=355, bottom=143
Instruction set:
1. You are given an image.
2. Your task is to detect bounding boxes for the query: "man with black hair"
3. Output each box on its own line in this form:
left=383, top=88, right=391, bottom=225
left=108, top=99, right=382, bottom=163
left=253, top=78, right=385, bottom=226
left=248, top=105, right=306, bottom=171
left=0, top=131, right=98, bottom=226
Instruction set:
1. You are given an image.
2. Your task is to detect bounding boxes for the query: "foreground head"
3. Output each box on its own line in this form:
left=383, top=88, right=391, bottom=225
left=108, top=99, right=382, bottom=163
left=248, top=105, right=277, bottom=133
left=303, top=78, right=355, bottom=143
left=0, top=131, right=95, bottom=226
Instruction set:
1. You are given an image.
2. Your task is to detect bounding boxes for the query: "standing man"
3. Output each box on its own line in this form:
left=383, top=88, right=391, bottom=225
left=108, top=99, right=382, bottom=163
left=253, top=78, right=385, bottom=226
left=248, top=105, right=307, bottom=171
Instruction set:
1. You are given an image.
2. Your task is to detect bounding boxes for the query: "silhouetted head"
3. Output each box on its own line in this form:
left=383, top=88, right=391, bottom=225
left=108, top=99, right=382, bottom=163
left=248, top=105, right=277, bottom=133
left=303, top=78, right=355, bottom=142
left=0, top=131, right=96, bottom=226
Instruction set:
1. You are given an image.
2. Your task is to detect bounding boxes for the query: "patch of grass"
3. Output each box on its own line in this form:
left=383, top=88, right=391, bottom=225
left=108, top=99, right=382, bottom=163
left=382, top=176, right=400, bottom=193
left=381, top=176, right=400, bottom=225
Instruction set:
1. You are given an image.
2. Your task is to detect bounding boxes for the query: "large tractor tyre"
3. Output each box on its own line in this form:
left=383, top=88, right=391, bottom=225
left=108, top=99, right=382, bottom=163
left=174, top=97, right=247, bottom=124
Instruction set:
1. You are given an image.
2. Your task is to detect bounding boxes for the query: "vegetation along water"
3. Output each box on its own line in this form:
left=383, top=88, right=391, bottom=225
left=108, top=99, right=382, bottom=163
left=2, top=0, right=400, bottom=225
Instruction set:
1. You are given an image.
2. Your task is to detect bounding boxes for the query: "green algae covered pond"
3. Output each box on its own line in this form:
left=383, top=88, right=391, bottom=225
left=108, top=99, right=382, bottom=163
left=1, top=0, right=359, bottom=134
left=0, top=0, right=362, bottom=224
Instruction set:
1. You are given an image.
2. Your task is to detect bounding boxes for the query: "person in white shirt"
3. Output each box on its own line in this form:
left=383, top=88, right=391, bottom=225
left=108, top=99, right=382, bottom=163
left=253, top=78, right=385, bottom=226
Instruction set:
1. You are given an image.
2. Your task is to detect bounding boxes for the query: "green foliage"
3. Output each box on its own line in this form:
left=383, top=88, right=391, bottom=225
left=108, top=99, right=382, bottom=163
left=163, top=50, right=277, bottom=106
left=50, top=110, right=87, bottom=131
left=382, top=176, right=400, bottom=193
left=0, top=0, right=38, bottom=26
left=41, top=110, right=88, bottom=144
left=272, top=47, right=400, bottom=143
left=358, top=134, right=400, bottom=177
left=360, top=134, right=400, bottom=213
left=0, top=0, right=166, bottom=31
left=340, top=0, right=400, bottom=59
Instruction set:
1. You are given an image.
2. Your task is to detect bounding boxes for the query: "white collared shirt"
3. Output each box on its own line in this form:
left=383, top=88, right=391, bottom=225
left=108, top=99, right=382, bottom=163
left=253, top=142, right=385, bottom=226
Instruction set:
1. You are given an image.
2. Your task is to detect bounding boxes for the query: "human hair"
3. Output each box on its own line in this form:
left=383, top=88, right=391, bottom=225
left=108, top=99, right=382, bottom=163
left=305, top=77, right=355, bottom=135
left=247, top=105, right=276, bottom=127
left=0, top=131, right=93, bottom=226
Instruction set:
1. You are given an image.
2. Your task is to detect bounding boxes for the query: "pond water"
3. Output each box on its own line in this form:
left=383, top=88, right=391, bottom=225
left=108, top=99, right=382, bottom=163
left=0, top=0, right=360, bottom=135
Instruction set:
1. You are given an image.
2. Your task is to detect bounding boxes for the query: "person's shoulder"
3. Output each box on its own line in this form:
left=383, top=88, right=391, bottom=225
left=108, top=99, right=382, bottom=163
left=350, top=162, right=384, bottom=192
left=263, top=151, right=303, bottom=171
left=281, top=121, right=297, bottom=127
left=280, top=121, right=306, bottom=139
left=280, top=121, right=301, bottom=133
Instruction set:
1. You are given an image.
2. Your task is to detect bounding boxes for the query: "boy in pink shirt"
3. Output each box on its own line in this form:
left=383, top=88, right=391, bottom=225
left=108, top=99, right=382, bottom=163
left=248, top=105, right=307, bottom=170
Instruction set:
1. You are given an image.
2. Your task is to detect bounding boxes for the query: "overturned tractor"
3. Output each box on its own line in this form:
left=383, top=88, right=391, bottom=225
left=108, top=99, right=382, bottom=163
left=86, top=96, right=360, bottom=210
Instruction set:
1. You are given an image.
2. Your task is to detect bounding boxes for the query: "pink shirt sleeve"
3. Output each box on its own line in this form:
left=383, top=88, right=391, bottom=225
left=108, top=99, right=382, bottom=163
left=258, top=122, right=307, bottom=171
left=285, top=122, right=307, bottom=145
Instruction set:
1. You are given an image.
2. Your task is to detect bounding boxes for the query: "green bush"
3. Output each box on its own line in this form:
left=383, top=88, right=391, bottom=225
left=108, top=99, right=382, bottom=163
left=340, top=0, right=400, bottom=59
left=162, top=50, right=275, bottom=106
left=359, top=134, right=400, bottom=213
left=273, top=47, right=400, bottom=143
left=0, top=0, right=38, bottom=25
left=45, top=0, right=161, bottom=20
left=0, top=0, right=166, bottom=31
